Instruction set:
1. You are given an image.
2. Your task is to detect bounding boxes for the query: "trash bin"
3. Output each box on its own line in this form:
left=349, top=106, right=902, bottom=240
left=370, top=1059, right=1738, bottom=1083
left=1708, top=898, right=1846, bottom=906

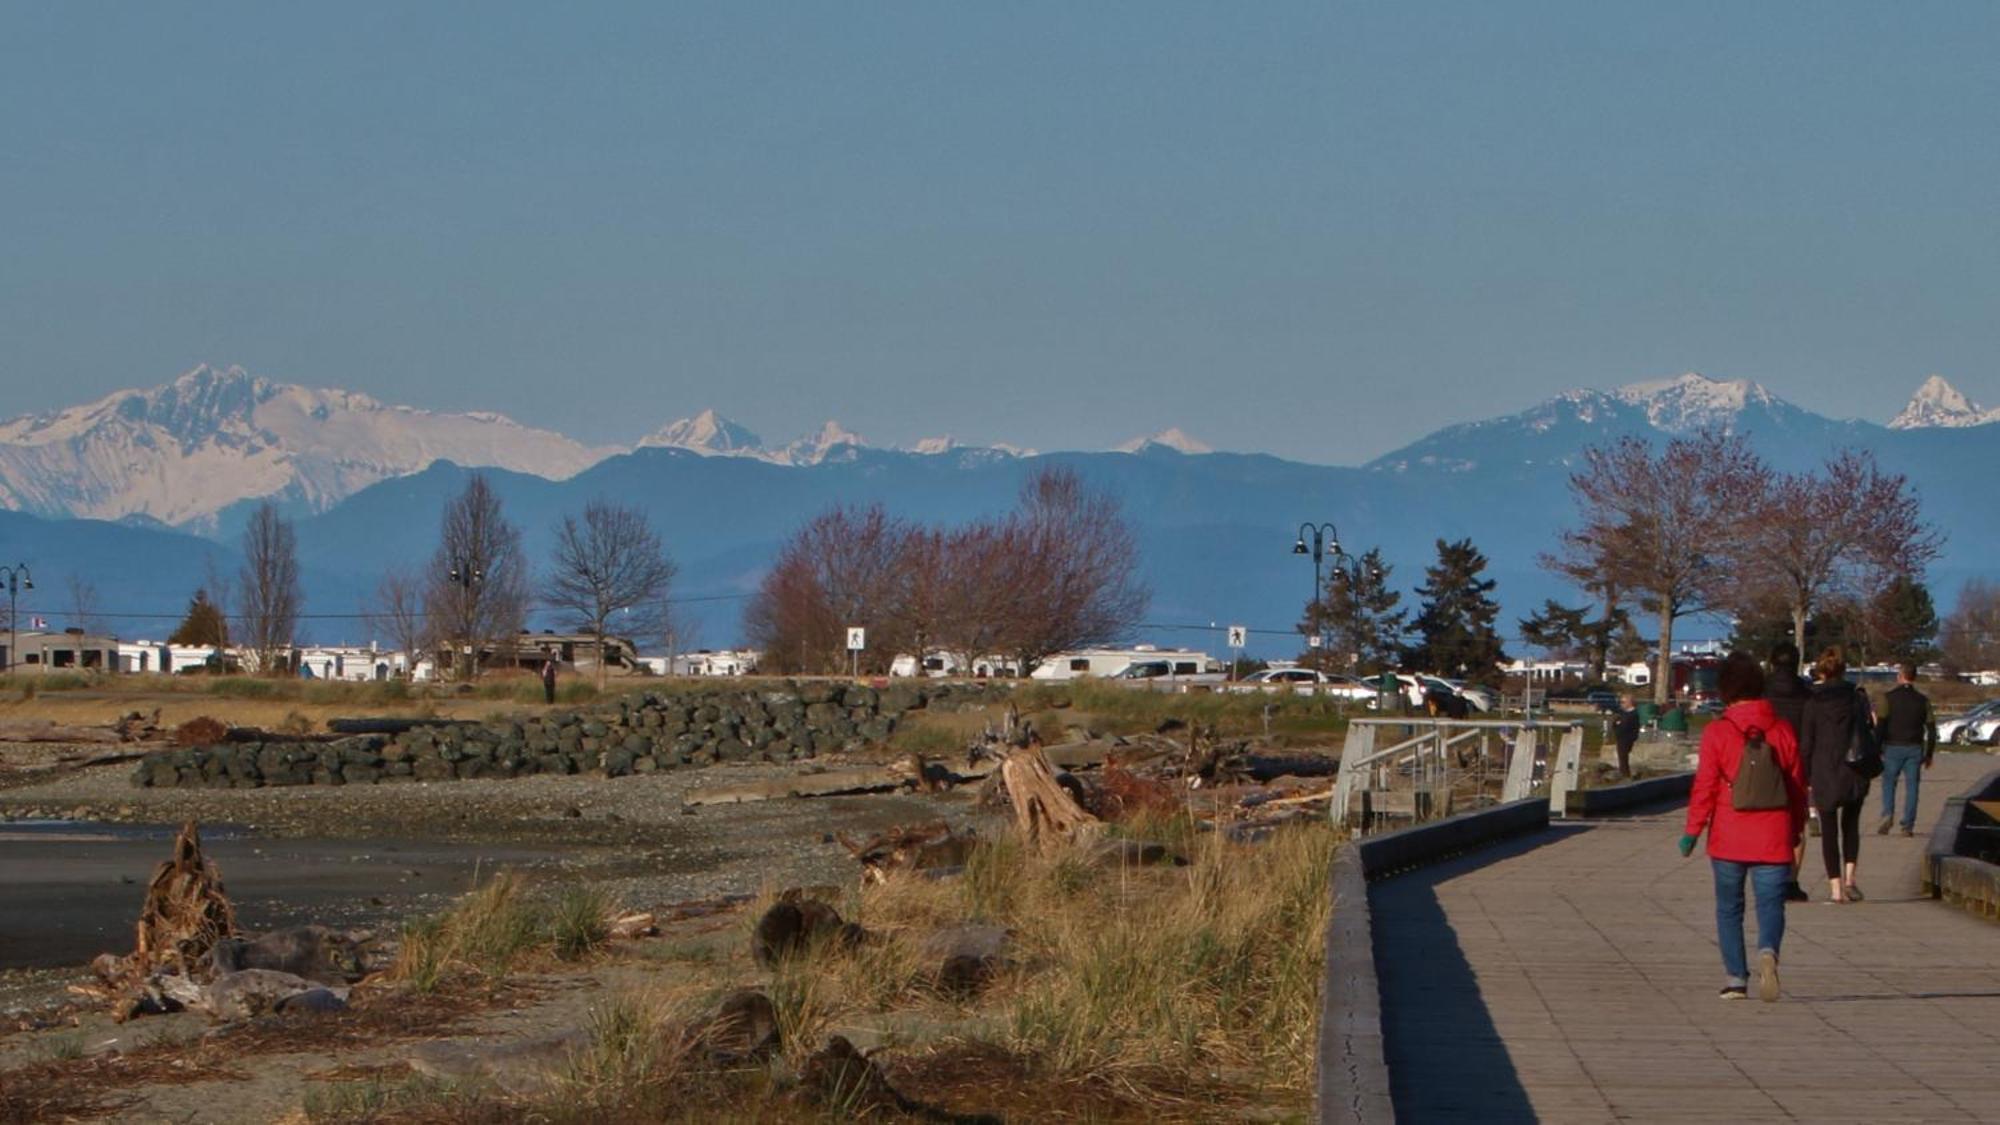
left=1637, top=701, right=1659, bottom=728
left=1658, top=706, right=1688, bottom=733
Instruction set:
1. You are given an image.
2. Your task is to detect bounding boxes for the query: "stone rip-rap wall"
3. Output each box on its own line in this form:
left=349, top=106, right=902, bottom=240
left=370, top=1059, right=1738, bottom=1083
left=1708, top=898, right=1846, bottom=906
left=132, top=680, right=1000, bottom=790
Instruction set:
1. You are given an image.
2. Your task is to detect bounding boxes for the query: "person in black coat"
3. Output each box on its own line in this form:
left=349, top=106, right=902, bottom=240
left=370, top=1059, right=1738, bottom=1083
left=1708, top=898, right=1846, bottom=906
left=1764, top=642, right=1815, bottom=901
left=1797, top=647, right=1873, bottom=904
left=1611, top=693, right=1641, bottom=779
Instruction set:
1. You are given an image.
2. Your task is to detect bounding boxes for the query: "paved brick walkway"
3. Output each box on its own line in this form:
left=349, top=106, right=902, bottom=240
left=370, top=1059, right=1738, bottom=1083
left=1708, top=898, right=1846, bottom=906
left=1374, top=753, right=2000, bottom=1123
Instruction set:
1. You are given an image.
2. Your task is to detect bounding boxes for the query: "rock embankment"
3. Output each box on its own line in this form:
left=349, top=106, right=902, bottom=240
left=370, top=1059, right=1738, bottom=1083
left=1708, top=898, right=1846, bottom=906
left=132, top=680, right=998, bottom=790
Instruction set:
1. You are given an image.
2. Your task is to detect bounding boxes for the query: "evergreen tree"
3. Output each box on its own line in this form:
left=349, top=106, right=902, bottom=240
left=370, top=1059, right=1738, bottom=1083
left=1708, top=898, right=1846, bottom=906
left=1298, top=547, right=1405, bottom=673
left=1519, top=598, right=1621, bottom=680
left=1403, top=538, right=1506, bottom=682
left=1516, top=596, right=1625, bottom=680
left=168, top=589, right=228, bottom=648
left=1863, top=577, right=1939, bottom=665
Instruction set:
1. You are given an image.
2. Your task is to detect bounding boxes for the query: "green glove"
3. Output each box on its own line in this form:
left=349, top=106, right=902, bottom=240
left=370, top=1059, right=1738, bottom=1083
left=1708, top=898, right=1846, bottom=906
left=1678, top=833, right=1698, bottom=857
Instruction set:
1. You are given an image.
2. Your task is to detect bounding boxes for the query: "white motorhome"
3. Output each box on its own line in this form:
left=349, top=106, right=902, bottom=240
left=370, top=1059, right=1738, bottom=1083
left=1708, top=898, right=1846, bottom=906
left=1029, top=646, right=1224, bottom=684
left=889, top=650, right=1020, bottom=679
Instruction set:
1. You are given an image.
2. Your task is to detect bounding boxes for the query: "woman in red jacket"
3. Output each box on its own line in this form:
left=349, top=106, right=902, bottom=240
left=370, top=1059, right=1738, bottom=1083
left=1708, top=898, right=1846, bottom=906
left=1681, top=651, right=1809, bottom=1001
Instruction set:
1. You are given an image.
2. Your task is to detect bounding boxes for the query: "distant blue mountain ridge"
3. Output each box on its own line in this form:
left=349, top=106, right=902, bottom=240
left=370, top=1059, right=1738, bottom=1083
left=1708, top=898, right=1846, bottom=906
left=0, top=372, right=1993, bottom=659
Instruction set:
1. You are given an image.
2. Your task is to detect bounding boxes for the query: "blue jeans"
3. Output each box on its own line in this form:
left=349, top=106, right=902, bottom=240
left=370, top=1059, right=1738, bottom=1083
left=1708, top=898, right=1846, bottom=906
left=1879, top=744, right=1923, bottom=830
left=1712, top=860, right=1788, bottom=985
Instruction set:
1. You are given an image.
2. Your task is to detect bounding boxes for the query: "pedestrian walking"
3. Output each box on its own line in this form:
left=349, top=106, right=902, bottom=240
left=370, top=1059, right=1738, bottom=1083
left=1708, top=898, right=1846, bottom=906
left=1875, top=662, right=1937, bottom=837
left=1611, top=693, right=1640, bottom=779
left=541, top=657, right=558, bottom=705
left=1763, top=642, right=1813, bottom=902
left=1681, top=651, right=1807, bottom=1002
left=1798, top=647, right=1876, bottom=904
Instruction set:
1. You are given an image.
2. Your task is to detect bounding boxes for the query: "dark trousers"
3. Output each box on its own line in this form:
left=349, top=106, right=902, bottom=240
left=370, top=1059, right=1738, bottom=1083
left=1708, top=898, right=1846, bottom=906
left=543, top=679, right=556, bottom=704
left=1818, top=799, right=1863, bottom=879
left=1614, top=735, right=1636, bottom=777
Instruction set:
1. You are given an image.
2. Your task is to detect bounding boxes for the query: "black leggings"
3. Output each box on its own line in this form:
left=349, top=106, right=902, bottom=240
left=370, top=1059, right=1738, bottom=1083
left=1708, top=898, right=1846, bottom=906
left=1819, top=800, right=1862, bottom=879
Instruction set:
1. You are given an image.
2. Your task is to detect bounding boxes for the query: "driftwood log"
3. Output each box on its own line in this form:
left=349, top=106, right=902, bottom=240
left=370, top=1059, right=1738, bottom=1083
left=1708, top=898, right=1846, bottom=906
left=837, top=820, right=977, bottom=883
left=86, top=821, right=238, bottom=1020
left=999, top=741, right=1101, bottom=850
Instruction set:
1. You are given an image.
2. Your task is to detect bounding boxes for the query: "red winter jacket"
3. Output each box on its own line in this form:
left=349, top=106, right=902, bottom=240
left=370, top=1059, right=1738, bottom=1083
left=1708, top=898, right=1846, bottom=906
left=1684, top=699, right=1808, bottom=865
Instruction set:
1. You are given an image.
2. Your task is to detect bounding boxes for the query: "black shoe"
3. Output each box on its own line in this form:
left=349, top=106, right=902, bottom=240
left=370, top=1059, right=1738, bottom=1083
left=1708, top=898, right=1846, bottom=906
left=1783, top=882, right=1809, bottom=903
left=1875, top=815, right=1892, bottom=836
left=1718, top=985, right=1747, bottom=1000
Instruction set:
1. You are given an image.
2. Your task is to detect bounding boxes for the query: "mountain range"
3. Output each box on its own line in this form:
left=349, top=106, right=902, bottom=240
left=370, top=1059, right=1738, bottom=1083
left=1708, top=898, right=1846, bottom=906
left=0, top=367, right=1993, bottom=655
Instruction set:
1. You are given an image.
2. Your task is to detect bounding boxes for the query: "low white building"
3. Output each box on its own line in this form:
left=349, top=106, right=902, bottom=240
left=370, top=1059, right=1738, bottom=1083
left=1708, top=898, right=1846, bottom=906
left=4, top=630, right=120, bottom=673
left=1500, top=658, right=1590, bottom=683
left=295, top=645, right=407, bottom=682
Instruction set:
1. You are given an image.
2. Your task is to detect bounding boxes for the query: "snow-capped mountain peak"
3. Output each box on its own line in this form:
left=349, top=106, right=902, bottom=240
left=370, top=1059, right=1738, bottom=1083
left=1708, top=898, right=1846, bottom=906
left=1889, top=375, right=1999, bottom=430
left=1611, top=371, right=1775, bottom=433
left=0, top=363, right=613, bottom=528
left=638, top=409, right=764, bottom=455
left=777, top=420, right=867, bottom=466
left=1115, top=427, right=1213, bottom=455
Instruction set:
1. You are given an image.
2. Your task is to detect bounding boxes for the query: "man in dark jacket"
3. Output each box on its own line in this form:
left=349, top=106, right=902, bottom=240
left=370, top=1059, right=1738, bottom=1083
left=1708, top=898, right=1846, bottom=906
left=1875, top=662, right=1936, bottom=836
left=1764, top=643, right=1814, bottom=902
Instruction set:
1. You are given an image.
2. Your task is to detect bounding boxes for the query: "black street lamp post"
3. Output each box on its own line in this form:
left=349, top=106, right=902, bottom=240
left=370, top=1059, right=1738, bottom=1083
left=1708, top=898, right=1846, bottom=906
left=1293, top=523, right=1345, bottom=665
left=447, top=559, right=482, bottom=678
left=2, top=564, right=31, bottom=675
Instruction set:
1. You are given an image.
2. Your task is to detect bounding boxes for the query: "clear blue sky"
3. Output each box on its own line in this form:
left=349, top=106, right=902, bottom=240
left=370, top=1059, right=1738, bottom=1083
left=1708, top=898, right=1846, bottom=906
left=4, top=2, right=1998, bottom=460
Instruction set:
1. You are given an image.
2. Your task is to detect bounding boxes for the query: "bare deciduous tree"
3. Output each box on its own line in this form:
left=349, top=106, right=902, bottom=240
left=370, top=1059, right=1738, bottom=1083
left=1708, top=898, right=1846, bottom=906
left=931, top=519, right=1028, bottom=676
left=1940, top=578, right=2000, bottom=674
left=1735, top=449, right=1943, bottom=655
left=743, top=467, right=1148, bottom=678
left=1547, top=431, right=1765, bottom=704
left=368, top=567, right=429, bottom=676
left=66, top=573, right=104, bottom=635
left=744, top=505, right=913, bottom=675
left=546, top=501, right=677, bottom=686
left=238, top=502, right=304, bottom=675
left=424, top=474, right=530, bottom=679
left=1003, top=466, right=1148, bottom=667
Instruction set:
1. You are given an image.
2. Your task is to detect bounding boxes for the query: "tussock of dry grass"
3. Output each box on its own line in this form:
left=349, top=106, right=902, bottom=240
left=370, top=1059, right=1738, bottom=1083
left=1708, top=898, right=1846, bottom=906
left=766, top=816, right=1336, bottom=1110
left=391, top=873, right=614, bottom=991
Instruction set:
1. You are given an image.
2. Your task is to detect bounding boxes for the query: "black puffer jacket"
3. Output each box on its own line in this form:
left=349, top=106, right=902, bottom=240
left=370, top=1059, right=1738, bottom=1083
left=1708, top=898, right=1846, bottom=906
left=1799, top=680, right=1871, bottom=809
left=1764, top=670, right=1812, bottom=743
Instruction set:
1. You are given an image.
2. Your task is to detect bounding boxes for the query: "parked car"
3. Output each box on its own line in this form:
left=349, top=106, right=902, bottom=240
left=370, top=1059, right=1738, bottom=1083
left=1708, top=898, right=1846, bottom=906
left=1111, top=656, right=1228, bottom=686
left=1236, top=668, right=1381, bottom=705
left=1938, top=700, right=2000, bottom=746
left=1440, top=678, right=1495, bottom=713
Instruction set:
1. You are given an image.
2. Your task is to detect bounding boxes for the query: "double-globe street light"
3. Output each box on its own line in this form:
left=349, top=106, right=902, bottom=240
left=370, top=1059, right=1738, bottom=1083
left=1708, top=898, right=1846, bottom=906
left=1293, top=522, right=1374, bottom=672
left=2, top=564, right=31, bottom=675
left=446, top=558, right=483, bottom=678
left=1293, top=523, right=1348, bottom=665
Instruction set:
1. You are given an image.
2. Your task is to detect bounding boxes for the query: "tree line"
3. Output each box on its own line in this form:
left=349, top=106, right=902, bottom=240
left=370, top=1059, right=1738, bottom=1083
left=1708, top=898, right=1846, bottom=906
left=169, top=475, right=678, bottom=682
left=1537, top=431, right=1967, bottom=701
left=743, top=466, right=1149, bottom=675
left=1297, top=539, right=1509, bottom=684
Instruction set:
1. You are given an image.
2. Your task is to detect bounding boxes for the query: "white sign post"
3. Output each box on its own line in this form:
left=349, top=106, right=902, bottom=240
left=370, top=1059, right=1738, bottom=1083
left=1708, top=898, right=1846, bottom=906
left=845, top=626, right=866, bottom=678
